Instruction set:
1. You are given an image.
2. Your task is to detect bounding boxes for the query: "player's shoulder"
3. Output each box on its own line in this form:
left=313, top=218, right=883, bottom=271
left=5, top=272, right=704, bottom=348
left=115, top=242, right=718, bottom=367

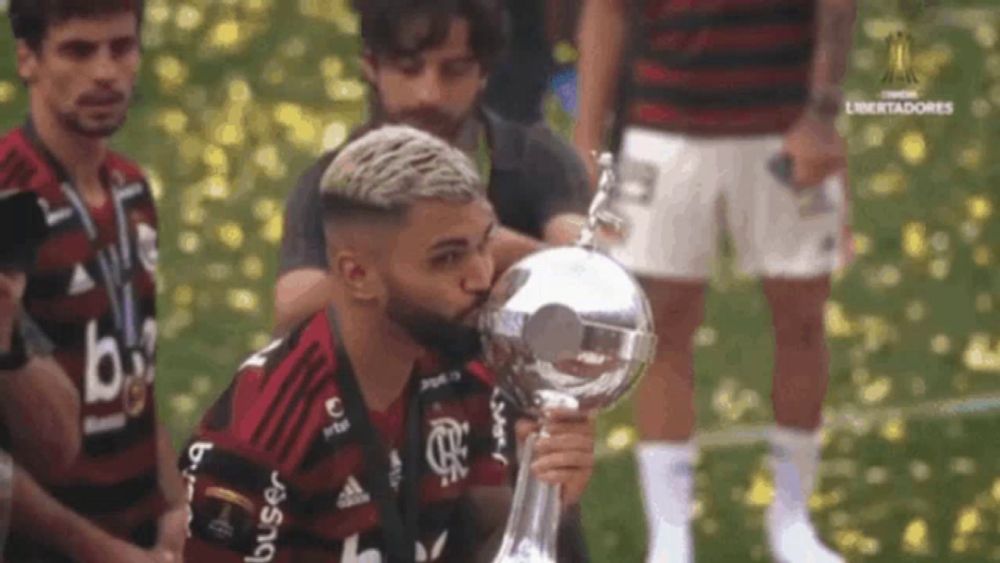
left=193, top=311, right=336, bottom=468
left=0, top=128, right=54, bottom=194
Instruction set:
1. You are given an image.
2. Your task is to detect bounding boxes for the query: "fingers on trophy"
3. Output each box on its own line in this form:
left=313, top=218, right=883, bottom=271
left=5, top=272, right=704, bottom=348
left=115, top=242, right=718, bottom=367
left=480, top=152, right=658, bottom=563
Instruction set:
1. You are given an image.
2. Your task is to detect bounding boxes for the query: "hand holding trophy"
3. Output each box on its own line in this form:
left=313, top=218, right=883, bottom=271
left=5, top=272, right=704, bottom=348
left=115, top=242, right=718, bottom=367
left=480, top=154, right=658, bottom=562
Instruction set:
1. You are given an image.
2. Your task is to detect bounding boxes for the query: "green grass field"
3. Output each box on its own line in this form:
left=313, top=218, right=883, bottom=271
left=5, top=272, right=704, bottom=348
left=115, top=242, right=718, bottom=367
left=1, top=0, right=997, bottom=560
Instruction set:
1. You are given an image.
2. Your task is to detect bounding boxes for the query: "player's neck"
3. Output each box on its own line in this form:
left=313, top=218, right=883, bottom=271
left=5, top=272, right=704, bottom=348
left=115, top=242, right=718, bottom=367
left=337, top=306, right=421, bottom=412
left=30, top=104, right=108, bottom=207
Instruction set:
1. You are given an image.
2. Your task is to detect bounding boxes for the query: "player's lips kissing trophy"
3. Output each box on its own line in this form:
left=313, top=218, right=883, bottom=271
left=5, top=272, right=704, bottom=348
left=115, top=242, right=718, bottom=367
left=480, top=154, right=658, bottom=563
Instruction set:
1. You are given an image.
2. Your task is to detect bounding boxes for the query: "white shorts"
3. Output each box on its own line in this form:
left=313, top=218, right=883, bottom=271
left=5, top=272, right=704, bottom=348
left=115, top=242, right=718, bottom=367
left=607, top=127, right=849, bottom=280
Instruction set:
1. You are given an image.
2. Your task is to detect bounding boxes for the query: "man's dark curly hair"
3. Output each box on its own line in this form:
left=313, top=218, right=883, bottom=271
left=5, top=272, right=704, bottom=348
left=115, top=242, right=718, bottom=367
left=8, top=0, right=144, bottom=52
left=357, top=0, right=506, bottom=69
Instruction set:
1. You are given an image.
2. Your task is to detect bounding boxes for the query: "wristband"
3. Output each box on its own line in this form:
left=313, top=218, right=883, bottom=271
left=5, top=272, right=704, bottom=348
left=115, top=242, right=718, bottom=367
left=808, top=88, right=844, bottom=118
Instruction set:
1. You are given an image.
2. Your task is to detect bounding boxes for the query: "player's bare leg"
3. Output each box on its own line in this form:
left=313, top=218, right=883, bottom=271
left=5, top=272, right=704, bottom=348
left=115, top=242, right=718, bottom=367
left=763, top=276, right=843, bottom=563
left=634, top=279, right=704, bottom=563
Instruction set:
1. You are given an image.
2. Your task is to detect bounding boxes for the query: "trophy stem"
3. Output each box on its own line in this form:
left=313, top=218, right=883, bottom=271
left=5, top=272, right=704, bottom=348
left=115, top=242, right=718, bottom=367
left=491, top=433, right=561, bottom=563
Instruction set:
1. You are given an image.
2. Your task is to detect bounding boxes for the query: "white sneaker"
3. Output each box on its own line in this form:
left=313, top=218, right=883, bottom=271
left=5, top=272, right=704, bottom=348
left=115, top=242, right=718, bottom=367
left=766, top=507, right=844, bottom=563
left=645, top=519, right=694, bottom=563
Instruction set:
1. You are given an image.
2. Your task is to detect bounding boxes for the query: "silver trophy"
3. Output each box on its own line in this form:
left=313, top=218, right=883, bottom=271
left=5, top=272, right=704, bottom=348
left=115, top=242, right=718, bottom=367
left=481, top=153, right=658, bottom=563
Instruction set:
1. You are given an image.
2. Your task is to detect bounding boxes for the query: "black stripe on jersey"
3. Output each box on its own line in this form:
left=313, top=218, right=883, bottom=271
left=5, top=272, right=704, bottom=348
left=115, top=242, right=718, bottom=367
left=24, top=259, right=93, bottom=301
left=83, top=410, right=156, bottom=457
left=643, top=4, right=814, bottom=32
left=191, top=447, right=294, bottom=500
left=43, top=209, right=85, bottom=238
left=282, top=528, right=345, bottom=552
left=250, top=342, right=320, bottom=448
left=630, top=83, right=808, bottom=108
left=203, top=382, right=236, bottom=432
left=297, top=489, right=341, bottom=516
left=51, top=470, right=158, bottom=515
left=276, top=357, right=329, bottom=462
left=641, top=42, right=813, bottom=70
left=297, top=434, right=332, bottom=473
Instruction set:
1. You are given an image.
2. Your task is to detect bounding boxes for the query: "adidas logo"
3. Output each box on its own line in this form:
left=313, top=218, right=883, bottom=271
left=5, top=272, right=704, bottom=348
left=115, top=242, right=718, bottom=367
left=336, top=476, right=371, bottom=510
left=68, top=264, right=96, bottom=296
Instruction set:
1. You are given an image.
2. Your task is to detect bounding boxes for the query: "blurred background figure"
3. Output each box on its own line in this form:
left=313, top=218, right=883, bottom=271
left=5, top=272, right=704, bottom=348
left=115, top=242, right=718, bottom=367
left=0, top=1, right=184, bottom=560
left=575, top=0, right=856, bottom=561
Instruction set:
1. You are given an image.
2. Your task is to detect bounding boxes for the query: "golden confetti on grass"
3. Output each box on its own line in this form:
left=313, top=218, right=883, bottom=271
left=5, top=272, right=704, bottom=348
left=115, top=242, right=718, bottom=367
left=605, top=425, right=636, bottom=452
left=902, top=222, right=928, bottom=259
left=899, top=131, right=927, bottom=165
left=227, top=289, right=260, bottom=313
left=879, top=417, right=906, bottom=442
left=967, top=196, right=993, bottom=221
left=744, top=470, right=774, bottom=507
left=902, top=518, right=930, bottom=555
left=0, top=82, right=16, bottom=104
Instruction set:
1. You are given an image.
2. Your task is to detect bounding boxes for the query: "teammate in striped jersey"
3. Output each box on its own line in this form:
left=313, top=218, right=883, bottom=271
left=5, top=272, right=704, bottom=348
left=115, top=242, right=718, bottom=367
left=574, top=1, right=856, bottom=562
left=182, top=126, right=596, bottom=562
left=0, top=1, right=184, bottom=561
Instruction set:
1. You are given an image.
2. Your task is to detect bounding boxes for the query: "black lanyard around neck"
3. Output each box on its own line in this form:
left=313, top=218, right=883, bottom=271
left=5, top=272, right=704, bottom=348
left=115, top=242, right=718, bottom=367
left=327, top=309, right=423, bottom=563
left=22, top=119, right=141, bottom=370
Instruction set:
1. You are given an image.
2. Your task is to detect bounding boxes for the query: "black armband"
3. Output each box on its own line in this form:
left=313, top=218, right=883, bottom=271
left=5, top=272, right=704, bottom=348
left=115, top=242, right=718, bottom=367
left=0, top=326, right=28, bottom=372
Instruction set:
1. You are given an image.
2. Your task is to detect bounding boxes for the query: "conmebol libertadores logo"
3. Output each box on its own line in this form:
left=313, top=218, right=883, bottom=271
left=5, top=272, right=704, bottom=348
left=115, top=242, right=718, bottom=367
left=846, top=31, right=954, bottom=117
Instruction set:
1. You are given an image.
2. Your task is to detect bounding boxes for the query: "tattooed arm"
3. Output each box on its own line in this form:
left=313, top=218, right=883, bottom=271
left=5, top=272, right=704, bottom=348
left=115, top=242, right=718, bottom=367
left=809, top=0, right=858, bottom=115
left=783, top=0, right=857, bottom=187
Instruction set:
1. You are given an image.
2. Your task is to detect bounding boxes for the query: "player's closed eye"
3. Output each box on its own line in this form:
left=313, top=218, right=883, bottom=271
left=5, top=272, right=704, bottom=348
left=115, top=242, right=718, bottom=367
left=430, top=250, right=466, bottom=269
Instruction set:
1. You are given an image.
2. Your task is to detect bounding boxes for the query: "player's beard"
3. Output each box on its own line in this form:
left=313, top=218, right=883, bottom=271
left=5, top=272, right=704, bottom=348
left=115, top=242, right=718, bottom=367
left=60, top=89, right=131, bottom=138
left=386, top=293, right=485, bottom=368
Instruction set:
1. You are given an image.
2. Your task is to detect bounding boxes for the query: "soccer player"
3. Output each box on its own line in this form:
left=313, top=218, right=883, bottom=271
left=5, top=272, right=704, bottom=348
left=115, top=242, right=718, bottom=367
left=183, top=126, right=595, bottom=562
left=0, top=1, right=185, bottom=560
left=574, top=0, right=856, bottom=561
left=275, top=0, right=591, bottom=335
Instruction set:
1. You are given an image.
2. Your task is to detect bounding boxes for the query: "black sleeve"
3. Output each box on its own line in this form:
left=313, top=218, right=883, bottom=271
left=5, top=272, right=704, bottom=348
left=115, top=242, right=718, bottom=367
left=521, top=126, right=590, bottom=232
left=277, top=154, right=337, bottom=276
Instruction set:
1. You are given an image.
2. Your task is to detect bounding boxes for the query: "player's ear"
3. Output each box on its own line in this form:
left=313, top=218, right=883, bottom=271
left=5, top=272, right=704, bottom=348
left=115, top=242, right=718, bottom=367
left=16, top=41, right=40, bottom=85
left=333, top=250, right=385, bottom=302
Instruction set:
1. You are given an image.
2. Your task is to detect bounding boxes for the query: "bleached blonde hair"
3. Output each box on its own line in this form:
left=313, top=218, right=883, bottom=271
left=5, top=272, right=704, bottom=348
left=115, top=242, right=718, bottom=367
left=319, top=125, right=483, bottom=211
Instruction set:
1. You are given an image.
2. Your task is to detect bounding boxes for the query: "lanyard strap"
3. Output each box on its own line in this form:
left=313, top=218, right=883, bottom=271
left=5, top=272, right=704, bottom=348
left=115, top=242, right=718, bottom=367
left=21, top=120, right=141, bottom=359
left=327, top=309, right=422, bottom=563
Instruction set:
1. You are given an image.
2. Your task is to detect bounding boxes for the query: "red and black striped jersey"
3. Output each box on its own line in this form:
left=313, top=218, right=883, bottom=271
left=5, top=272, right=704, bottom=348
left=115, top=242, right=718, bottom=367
left=0, top=126, right=164, bottom=555
left=625, top=0, right=816, bottom=135
left=181, top=310, right=513, bottom=562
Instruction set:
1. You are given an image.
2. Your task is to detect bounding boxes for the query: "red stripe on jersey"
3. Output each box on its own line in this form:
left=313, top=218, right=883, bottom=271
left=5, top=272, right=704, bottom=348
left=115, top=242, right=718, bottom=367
left=647, top=23, right=812, bottom=54
left=34, top=230, right=93, bottom=272
left=634, top=60, right=810, bottom=90
left=629, top=101, right=804, bottom=135
left=29, top=287, right=110, bottom=324
left=465, top=361, right=495, bottom=386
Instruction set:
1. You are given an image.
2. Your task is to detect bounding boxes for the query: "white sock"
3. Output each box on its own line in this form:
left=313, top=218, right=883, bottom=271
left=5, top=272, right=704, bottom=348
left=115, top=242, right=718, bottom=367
left=636, top=441, right=696, bottom=531
left=769, top=426, right=821, bottom=517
